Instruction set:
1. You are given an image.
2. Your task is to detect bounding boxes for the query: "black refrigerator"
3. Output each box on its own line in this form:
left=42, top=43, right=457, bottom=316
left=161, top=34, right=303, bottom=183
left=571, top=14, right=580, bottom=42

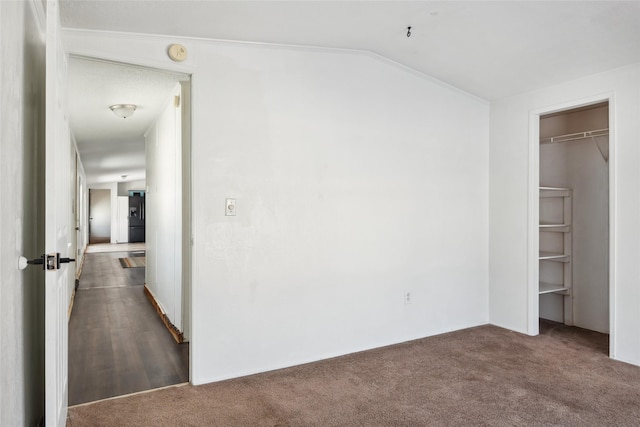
left=128, top=193, right=145, bottom=243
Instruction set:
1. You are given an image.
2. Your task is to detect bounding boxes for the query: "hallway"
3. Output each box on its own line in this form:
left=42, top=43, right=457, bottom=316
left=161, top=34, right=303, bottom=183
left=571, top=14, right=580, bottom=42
left=68, top=246, right=189, bottom=406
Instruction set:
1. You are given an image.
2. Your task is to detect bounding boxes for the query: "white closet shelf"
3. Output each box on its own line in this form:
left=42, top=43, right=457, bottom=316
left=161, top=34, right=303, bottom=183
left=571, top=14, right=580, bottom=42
left=539, top=252, right=570, bottom=262
left=539, top=223, right=570, bottom=232
left=539, top=282, right=569, bottom=295
left=540, top=128, right=608, bottom=144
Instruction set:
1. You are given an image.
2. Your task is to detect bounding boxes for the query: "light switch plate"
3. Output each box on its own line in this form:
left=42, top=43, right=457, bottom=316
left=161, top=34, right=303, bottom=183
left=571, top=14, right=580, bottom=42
left=225, top=198, right=236, bottom=216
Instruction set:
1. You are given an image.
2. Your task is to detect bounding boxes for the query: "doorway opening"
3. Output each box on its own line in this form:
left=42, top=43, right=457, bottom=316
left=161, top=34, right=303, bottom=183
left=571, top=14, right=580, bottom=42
left=88, top=189, right=111, bottom=244
left=68, top=56, right=192, bottom=405
left=533, top=99, right=611, bottom=355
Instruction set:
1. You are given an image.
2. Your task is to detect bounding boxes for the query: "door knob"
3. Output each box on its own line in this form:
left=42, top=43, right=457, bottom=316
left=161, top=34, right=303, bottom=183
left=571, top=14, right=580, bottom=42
left=19, top=253, right=75, bottom=271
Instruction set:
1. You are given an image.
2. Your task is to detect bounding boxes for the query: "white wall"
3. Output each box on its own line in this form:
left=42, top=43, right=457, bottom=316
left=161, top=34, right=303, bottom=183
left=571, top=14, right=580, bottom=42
left=69, top=135, right=88, bottom=300
left=0, top=0, right=46, bottom=424
left=64, top=30, right=490, bottom=385
left=74, top=139, right=89, bottom=264
left=145, top=83, right=183, bottom=330
left=490, top=63, right=640, bottom=365
left=116, top=196, right=129, bottom=243
left=181, top=80, right=192, bottom=342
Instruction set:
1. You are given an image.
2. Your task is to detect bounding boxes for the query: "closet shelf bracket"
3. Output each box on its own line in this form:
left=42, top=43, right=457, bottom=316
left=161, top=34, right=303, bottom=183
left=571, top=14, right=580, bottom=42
left=590, top=136, right=609, bottom=163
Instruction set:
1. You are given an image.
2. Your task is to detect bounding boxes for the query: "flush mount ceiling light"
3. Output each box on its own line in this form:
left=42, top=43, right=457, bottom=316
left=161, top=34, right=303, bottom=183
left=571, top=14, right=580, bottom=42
left=109, top=104, right=137, bottom=119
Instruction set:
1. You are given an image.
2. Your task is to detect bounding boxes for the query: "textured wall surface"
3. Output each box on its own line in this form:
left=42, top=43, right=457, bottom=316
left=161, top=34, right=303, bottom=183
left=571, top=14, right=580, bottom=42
left=63, top=29, right=491, bottom=385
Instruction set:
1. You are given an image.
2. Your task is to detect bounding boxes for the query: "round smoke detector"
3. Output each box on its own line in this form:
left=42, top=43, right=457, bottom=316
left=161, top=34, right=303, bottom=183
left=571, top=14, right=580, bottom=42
left=168, top=44, right=187, bottom=62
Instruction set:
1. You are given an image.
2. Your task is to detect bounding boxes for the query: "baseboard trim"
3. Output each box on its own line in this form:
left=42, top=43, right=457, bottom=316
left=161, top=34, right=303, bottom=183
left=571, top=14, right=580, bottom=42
left=144, top=284, right=184, bottom=344
left=68, top=288, right=76, bottom=321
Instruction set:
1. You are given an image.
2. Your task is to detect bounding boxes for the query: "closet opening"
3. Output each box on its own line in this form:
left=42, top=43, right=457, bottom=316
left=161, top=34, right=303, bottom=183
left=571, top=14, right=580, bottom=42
left=537, top=101, right=610, bottom=354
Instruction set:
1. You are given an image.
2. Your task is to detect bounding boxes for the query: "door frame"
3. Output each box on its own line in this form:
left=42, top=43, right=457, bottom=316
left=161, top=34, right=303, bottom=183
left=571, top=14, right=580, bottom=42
left=67, top=55, right=194, bottom=383
left=527, top=93, right=616, bottom=356
left=88, top=188, right=111, bottom=244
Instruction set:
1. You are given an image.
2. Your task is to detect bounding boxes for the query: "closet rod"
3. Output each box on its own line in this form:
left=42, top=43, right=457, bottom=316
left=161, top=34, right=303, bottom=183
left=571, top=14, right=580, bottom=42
left=540, top=128, right=609, bottom=145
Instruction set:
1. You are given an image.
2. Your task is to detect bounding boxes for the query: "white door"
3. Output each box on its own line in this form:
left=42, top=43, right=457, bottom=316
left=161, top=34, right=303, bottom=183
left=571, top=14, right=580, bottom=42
left=45, top=1, right=71, bottom=425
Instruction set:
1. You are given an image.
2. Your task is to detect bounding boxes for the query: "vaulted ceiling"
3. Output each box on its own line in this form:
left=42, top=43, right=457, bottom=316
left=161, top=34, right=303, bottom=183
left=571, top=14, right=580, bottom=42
left=61, top=1, right=640, bottom=184
left=61, top=1, right=640, bottom=100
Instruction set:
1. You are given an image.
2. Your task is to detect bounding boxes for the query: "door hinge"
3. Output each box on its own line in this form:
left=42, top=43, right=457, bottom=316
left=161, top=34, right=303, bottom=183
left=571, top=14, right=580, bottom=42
left=19, top=253, right=75, bottom=271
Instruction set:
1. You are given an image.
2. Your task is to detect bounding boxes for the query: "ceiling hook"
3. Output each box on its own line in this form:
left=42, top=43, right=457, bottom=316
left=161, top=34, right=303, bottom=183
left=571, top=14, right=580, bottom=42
left=407, top=26, right=412, bottom=38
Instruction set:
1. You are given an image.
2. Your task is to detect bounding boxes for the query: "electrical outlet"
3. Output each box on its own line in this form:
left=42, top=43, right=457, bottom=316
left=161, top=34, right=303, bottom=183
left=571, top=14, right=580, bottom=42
left=404, top=291, right=411, bottom=305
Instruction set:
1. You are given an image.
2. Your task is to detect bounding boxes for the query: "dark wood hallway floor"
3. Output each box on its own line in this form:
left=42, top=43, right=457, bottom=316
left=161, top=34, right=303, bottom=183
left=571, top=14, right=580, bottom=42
left=69, top=249, right=189, bottom=406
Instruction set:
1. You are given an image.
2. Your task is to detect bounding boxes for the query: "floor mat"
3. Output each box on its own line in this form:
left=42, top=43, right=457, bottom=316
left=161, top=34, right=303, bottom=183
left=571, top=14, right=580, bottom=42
left=119, top=257, right=146, bottom=268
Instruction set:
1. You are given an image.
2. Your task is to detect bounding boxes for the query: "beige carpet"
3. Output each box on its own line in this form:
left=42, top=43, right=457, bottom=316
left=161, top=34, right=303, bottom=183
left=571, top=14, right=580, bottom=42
left=67, top=322, right=640, bottom=426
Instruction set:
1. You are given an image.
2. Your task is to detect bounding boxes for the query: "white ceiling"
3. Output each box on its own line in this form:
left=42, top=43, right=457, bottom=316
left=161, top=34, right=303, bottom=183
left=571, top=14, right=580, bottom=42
left=61, top=1, right=640, bottom=184
left=61, top=1, right=640, bottom=100
left=68, top=57, right=186, bottom=184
